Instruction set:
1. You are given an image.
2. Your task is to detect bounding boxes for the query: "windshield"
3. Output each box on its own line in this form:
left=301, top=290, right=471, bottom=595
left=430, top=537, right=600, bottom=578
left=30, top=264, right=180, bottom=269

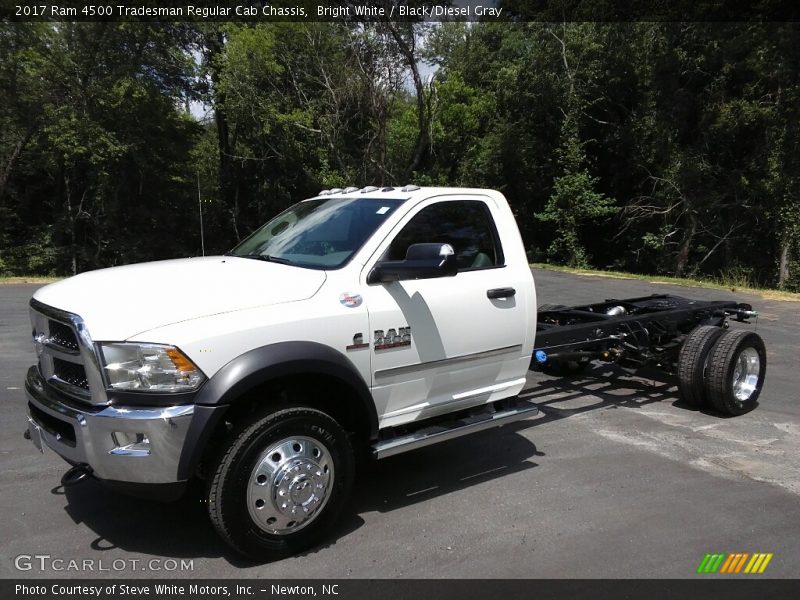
left=229, top=197, right=405, bottom=269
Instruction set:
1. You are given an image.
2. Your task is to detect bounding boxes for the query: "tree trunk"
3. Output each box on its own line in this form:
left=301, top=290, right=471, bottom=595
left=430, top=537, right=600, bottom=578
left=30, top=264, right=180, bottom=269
left=675, top=211, right=697, bottom=278
left=232, top=186, right=241, bottom=243
left=205, top=29, right=236, bottom=240
left=778, top=238, right=790, bottom=288
left=0, top=127, right=35, bottom=203
left=386, top=23, right=429, bottom=178
left=215, top=102, right=234, bottom=220
left=63, top=176, right=78, bottom=276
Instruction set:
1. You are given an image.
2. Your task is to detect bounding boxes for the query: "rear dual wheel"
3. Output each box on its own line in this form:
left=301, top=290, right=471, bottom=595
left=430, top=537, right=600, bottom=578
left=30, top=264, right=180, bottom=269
left=677, top=326, right=726, bottom=407
left=704, top=329, right=766, bottom=416
left=677, top=327, right=766, bottom=415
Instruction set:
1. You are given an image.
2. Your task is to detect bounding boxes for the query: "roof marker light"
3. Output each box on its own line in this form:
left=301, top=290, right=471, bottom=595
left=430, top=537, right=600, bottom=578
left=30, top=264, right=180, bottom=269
left=401, top=184, right=421, bottom=192
left=343, top=186, right=359, bottom=193
left=361, top=186, right=379, bottom=193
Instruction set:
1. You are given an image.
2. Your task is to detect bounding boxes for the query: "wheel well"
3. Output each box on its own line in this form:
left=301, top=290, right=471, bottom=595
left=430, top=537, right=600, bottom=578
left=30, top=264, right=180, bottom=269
left=197, top=373, right=372, bottom=479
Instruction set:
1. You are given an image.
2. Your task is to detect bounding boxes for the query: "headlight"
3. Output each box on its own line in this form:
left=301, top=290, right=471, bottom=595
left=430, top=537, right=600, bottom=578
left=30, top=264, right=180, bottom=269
left=99, top=343, right=205, bottom=392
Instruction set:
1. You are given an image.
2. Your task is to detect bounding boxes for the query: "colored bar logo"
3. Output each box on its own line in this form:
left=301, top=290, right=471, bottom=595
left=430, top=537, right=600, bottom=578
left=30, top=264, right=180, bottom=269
left=696, top=552, right=773, bottom=574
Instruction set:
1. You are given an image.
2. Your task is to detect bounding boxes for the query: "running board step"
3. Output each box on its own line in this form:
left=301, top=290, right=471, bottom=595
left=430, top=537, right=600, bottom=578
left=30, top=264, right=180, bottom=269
left=372, top=400, right=539, bottom=459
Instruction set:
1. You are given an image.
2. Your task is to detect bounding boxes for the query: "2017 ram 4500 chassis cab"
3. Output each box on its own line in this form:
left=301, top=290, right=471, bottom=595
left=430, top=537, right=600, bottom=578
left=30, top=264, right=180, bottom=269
left=23, top=186, right=766, bottom=559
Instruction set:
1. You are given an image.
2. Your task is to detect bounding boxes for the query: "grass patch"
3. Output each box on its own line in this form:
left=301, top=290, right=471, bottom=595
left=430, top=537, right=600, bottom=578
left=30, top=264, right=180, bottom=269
left=0, top=275, right=60, bottom=284
left=530, top=263, right=800, bottom=302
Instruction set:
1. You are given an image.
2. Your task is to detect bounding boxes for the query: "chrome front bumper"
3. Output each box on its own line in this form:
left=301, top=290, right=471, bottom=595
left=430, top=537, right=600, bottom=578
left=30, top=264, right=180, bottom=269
left=24, top=366, right=194, bottom=484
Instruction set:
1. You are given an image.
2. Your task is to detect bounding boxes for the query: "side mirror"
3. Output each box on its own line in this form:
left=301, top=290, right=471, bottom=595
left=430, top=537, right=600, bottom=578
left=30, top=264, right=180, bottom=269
left=368, top=243, right=458, bottom=284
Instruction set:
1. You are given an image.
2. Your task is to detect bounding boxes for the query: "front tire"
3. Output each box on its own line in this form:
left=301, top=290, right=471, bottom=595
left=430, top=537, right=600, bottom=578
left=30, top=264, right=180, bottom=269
left=207, top=406, right=354, bottom=560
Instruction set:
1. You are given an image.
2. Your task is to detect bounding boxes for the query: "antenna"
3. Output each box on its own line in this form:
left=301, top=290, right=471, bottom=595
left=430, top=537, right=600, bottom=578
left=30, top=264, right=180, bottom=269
left=197, top=171, right=205, bottom=257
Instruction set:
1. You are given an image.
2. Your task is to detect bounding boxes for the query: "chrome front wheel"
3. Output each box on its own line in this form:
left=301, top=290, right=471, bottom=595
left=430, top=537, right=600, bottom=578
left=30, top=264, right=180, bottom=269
left=247, top=436, right=334, bottom=535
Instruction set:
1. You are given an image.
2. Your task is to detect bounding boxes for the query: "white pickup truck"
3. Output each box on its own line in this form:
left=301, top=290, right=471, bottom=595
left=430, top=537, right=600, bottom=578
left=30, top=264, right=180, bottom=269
left=24, top=186, right=766, bottom=559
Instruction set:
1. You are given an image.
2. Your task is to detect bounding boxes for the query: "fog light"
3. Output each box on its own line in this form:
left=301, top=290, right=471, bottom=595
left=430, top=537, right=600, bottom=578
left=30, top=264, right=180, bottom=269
left=110, top=432, right=151, bottom=456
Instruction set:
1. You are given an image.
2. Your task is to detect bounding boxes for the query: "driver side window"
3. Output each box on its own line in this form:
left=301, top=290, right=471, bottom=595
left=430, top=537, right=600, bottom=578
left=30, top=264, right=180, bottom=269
left=385, top=200, right=504, bottom=271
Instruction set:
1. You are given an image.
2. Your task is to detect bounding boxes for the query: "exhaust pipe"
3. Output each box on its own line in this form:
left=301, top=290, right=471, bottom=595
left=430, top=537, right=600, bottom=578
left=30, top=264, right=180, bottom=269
left=61, top=464, right=93, bottom=487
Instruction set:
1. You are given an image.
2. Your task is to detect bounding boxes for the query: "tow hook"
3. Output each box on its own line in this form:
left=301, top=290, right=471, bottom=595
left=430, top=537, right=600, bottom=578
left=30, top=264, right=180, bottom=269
left=61, top=464, right=93, bottom=487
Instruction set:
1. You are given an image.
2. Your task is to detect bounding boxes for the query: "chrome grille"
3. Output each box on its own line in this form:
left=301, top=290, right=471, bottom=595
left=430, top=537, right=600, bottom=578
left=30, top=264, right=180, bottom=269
left=29, top=299, right=107, bottom=406
left=48, top=320, right=80, bottom=352
left=52, top=357, right=89, bottom=390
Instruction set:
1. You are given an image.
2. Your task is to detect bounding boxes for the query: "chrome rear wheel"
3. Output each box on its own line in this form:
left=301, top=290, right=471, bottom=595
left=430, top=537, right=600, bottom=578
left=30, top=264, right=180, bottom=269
left=732, top=347, right=760, bottom=402
left=705, top=329, right=766, bottom=416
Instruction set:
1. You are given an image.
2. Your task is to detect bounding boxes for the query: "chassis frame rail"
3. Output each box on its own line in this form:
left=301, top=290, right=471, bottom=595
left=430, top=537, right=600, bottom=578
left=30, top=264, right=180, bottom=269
left=533, top=294, right=757, bottom=370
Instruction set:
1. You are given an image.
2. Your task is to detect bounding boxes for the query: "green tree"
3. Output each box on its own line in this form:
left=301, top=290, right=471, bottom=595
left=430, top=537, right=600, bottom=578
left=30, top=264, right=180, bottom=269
left=0, top=22, right=199, bottom=274
left=534, top=24, right=616, bottom=267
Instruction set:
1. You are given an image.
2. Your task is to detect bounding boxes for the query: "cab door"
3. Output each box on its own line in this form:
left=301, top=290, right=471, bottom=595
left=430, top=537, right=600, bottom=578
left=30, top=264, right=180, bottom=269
left=361, top=195, right=530, bottom=428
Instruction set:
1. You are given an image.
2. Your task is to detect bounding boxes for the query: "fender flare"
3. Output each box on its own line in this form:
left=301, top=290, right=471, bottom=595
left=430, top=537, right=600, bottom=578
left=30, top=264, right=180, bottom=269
left=177, top=341, right=377, bottom=480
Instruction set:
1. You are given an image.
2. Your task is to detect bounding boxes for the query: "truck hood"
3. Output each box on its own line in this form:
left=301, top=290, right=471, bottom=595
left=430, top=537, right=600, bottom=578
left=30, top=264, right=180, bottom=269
left=32, top=256, right=327, bottom=341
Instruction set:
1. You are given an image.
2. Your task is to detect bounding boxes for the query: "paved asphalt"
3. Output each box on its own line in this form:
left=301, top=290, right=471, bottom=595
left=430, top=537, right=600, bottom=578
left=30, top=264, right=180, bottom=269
left=1, top=269, right=798, bottom=579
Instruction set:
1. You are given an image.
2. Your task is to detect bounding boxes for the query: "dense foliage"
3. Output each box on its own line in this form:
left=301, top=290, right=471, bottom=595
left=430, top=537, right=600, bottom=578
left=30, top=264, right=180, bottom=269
left=1, top=20, right=798, bottom=289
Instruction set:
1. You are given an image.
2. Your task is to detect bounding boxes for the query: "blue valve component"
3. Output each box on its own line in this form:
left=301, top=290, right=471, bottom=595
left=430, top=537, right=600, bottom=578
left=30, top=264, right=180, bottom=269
left=534, top=350, right=548, bottom=364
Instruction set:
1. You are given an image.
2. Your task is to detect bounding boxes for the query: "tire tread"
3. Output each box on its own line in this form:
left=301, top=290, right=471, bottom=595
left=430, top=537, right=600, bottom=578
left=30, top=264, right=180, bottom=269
left=677, top=325, right=725, bottom=407
left=206, top=406, right=353, bottom=558
left=705, top=329, right=765, bottom=415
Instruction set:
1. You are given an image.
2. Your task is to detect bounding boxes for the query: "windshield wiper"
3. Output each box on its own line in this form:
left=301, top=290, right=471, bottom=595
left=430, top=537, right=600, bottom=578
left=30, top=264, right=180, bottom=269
left=236, top=253, right=294, bottom=265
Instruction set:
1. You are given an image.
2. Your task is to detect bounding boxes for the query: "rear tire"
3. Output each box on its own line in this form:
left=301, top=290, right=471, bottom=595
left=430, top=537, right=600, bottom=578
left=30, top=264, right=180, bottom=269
left=677, top=325, right=726, bottom=407
left=206, top=406, right=354, bottom=560
left=704, top=329, right=766, bottom=416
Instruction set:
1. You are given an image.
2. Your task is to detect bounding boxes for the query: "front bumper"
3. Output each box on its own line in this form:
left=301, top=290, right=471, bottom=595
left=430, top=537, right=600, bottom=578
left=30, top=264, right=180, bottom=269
left=25, top=366, right=194, bottom=485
